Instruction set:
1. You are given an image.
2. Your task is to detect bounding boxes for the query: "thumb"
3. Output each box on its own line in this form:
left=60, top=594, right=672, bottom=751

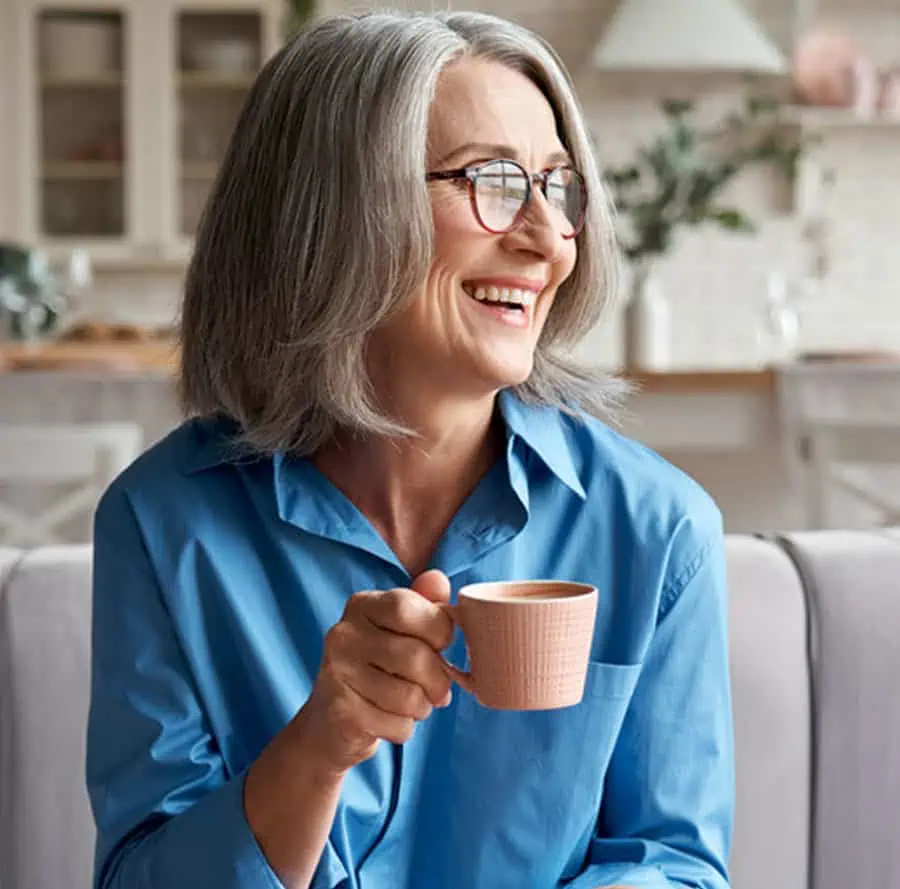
left=410, top=568, right=451, bottom=605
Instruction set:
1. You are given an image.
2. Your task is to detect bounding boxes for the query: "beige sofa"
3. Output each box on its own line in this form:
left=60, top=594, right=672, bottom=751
left=1, top=531, right=899, bottom=889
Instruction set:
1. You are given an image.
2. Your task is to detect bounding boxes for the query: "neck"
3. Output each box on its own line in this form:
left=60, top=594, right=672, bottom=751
left=312, top=391, right=504, bottom=574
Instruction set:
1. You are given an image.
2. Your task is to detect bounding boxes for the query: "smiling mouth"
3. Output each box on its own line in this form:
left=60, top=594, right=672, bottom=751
left=462, top=284, right=537, bottom=312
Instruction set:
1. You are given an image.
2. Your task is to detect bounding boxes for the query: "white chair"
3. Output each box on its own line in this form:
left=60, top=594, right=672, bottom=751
left=0, top=423, right=143, bottom=546
left=778, top=363, right=900, bottom=529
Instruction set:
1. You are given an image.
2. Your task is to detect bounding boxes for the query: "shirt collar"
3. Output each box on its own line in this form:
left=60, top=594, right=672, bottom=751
left=184, top=396, right=587, bottom=502
left=497, top=390, right=586, bottom=501
left=182, top=415, right=256, bottom=475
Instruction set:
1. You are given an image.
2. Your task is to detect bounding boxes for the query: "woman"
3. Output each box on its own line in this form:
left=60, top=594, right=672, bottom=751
left=86, top=10, right=733, bottom=889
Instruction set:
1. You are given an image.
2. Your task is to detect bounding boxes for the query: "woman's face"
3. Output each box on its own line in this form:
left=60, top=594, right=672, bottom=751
left=370, top=57, right=578, bottom=403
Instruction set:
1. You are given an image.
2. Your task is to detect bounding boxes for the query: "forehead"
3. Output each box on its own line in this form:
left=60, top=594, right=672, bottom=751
left=427, top=57, right=563, bottom=162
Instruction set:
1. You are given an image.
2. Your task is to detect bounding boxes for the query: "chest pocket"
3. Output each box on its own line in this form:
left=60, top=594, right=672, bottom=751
left=441, top=660, right=642, bottom=888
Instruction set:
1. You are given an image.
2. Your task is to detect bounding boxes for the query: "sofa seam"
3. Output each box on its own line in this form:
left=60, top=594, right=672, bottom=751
left=763, top=532, right=821, bottom=889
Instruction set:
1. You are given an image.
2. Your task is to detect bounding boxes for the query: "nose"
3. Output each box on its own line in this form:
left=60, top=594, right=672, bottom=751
left=502, top=186, right=568, bottom=262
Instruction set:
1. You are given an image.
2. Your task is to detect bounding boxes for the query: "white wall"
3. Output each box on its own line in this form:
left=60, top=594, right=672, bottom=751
left=61, top=0, right=900, bottom=369
left=303, top=0, right=900, bottom=370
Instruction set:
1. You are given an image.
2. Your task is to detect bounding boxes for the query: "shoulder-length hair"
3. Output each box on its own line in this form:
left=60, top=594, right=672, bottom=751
left=179, top=10, right=624, bottom=457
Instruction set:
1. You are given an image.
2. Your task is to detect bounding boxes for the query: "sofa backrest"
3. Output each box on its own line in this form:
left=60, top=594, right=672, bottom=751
left=727, top=537, right=812, bottom=889
left=779, top=531, right=900, bottom=889
left=0, top=533, right=898, bottom=889
left=0, top=549, right=20, bottom=596
left=0, top=546, right=95, bottom=889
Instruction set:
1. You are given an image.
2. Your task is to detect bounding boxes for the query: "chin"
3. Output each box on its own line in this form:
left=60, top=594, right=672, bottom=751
left=475, top=355, right=535, bottom=391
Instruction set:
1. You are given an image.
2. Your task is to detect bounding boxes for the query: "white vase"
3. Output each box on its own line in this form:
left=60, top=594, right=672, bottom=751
left=623, top=263, right=671, bottom=372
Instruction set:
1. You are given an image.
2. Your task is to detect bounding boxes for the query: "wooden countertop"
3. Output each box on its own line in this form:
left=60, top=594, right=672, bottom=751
left=627, top=368, right=775, bottom=394
left=0, top=340, right=178, bottom=374
left=2, top=341, right=897, bottom=395
left=0, top=340, right=778, bottom=393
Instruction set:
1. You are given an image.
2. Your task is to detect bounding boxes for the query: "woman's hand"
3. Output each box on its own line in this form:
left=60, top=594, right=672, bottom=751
left=296, top=569, right=456, bottom=774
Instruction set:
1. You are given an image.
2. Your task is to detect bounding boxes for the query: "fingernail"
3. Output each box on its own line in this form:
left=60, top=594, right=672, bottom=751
left=439, top=690, right=453, bottom=708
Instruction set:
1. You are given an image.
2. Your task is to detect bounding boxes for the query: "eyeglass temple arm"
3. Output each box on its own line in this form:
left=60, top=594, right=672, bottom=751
left=425, top=168, right=471, bottom=182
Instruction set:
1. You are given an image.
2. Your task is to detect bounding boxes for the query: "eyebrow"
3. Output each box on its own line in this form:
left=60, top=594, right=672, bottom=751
left=432, top=142, right=572, bottom=169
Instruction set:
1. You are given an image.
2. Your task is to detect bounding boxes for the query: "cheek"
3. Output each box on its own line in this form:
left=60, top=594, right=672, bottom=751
left=430, top=191, right=484, bottom=264
left=558, top=241, right=578, bottom=283
left=539, top=246, right=578, bottom=325
left=431, top=187, right=473, bottom=227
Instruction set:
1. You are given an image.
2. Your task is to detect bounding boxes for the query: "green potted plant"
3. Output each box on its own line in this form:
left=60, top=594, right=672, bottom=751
left=603, top=93, right=816, bottom=371
left=0, top=243, right=68, bottom=342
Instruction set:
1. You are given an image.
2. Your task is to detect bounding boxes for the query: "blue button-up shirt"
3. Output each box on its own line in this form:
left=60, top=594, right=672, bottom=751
left=86, top=391, right=733, bottom=889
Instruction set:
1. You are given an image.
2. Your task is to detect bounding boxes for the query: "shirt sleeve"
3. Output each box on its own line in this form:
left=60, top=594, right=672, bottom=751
left=85, top=487, right=348, bottom=889
left=565, top=516, right=734, bottom=889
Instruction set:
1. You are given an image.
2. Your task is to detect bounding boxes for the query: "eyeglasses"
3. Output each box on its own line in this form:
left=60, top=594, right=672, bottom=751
left=426, top=158, right=587, bottom=239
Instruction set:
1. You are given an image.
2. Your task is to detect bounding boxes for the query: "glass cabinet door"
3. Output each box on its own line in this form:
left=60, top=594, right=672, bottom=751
left=35, top=9, right=128, bottom=240
left=16, top=0, right=280, bottom=267
left=175, top=9, right=263, bottom=239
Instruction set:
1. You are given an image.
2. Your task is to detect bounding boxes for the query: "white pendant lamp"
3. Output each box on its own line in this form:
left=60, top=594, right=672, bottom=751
left=593, top=0, right=787, bottom=74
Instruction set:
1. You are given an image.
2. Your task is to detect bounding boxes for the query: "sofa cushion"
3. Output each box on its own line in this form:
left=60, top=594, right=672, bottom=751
left=0, top=547, right=22, bottom=592
left=726, top=536, right=811, bottom=889
left=780, top=531, right=900, bottom=889
left=0, top=545, right=94, bottom=889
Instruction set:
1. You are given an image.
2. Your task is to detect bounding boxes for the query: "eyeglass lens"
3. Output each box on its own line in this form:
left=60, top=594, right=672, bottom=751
left=474, top=160, right=583, bottom=236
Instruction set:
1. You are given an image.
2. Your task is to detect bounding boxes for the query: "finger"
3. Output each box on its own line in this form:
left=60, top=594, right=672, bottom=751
left=348, top=665, right=434, bottom=721
left=364, top=632, right=453, bottom=707
left=410, top=569, right=451, bottom=604
left=326, top=605, right=452, bottom=707
left=410, top=573, right=455, bottom=649
left=364, top=588, right=454, bottom=652
left=344, top=683, right=418, bottom=745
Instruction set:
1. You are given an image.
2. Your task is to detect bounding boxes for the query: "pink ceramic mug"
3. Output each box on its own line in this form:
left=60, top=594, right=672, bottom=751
left=443, top=580, right=598, bottom=711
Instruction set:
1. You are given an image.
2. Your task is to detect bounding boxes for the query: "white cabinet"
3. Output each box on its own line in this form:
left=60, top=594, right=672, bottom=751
left=0, top=1, right=20, bottom=241
left=9, top=0, right=283, bottom=269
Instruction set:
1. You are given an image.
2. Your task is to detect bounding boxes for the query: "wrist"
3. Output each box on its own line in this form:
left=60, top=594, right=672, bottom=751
left=244, top=711, right=346, bottom=844
left=287, top=704, right=354, bottom=785
left=243, top=705, right=348, bottom=889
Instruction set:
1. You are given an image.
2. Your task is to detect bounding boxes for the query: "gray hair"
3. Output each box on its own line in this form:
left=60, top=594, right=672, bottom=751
left=179, top=9, right=625, bottom=457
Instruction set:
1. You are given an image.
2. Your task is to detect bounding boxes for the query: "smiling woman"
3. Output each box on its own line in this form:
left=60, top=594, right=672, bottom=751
left=85, top=10, right=735, bottom=889
left=178, top=15, right=622, bottom=458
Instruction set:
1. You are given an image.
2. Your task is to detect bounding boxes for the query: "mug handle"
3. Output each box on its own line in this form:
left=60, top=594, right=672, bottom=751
left=439, top=603, right=475, bottom=696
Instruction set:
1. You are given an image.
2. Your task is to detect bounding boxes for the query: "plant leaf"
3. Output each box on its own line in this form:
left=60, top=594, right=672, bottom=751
left=710, top=208, right=755, bottom=232
left=604, top=166, right=642, bottom=186
left=662, top=98, right=693, bottom=118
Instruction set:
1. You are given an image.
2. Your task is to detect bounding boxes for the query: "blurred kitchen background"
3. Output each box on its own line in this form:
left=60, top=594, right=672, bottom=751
left=1, top=0, right=900, bottom=542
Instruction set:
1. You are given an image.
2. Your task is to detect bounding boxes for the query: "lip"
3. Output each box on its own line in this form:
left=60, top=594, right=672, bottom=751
left=466, top=296, right=531, bottom=329
left=461, top=277, right=548, bottom=327
left=460, top=282, right=534, bottom=330
left=462, top=277, right=547, bottom=293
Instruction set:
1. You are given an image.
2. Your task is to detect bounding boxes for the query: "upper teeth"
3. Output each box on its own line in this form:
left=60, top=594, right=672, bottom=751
left=469, top=286, right=535, bottom=307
